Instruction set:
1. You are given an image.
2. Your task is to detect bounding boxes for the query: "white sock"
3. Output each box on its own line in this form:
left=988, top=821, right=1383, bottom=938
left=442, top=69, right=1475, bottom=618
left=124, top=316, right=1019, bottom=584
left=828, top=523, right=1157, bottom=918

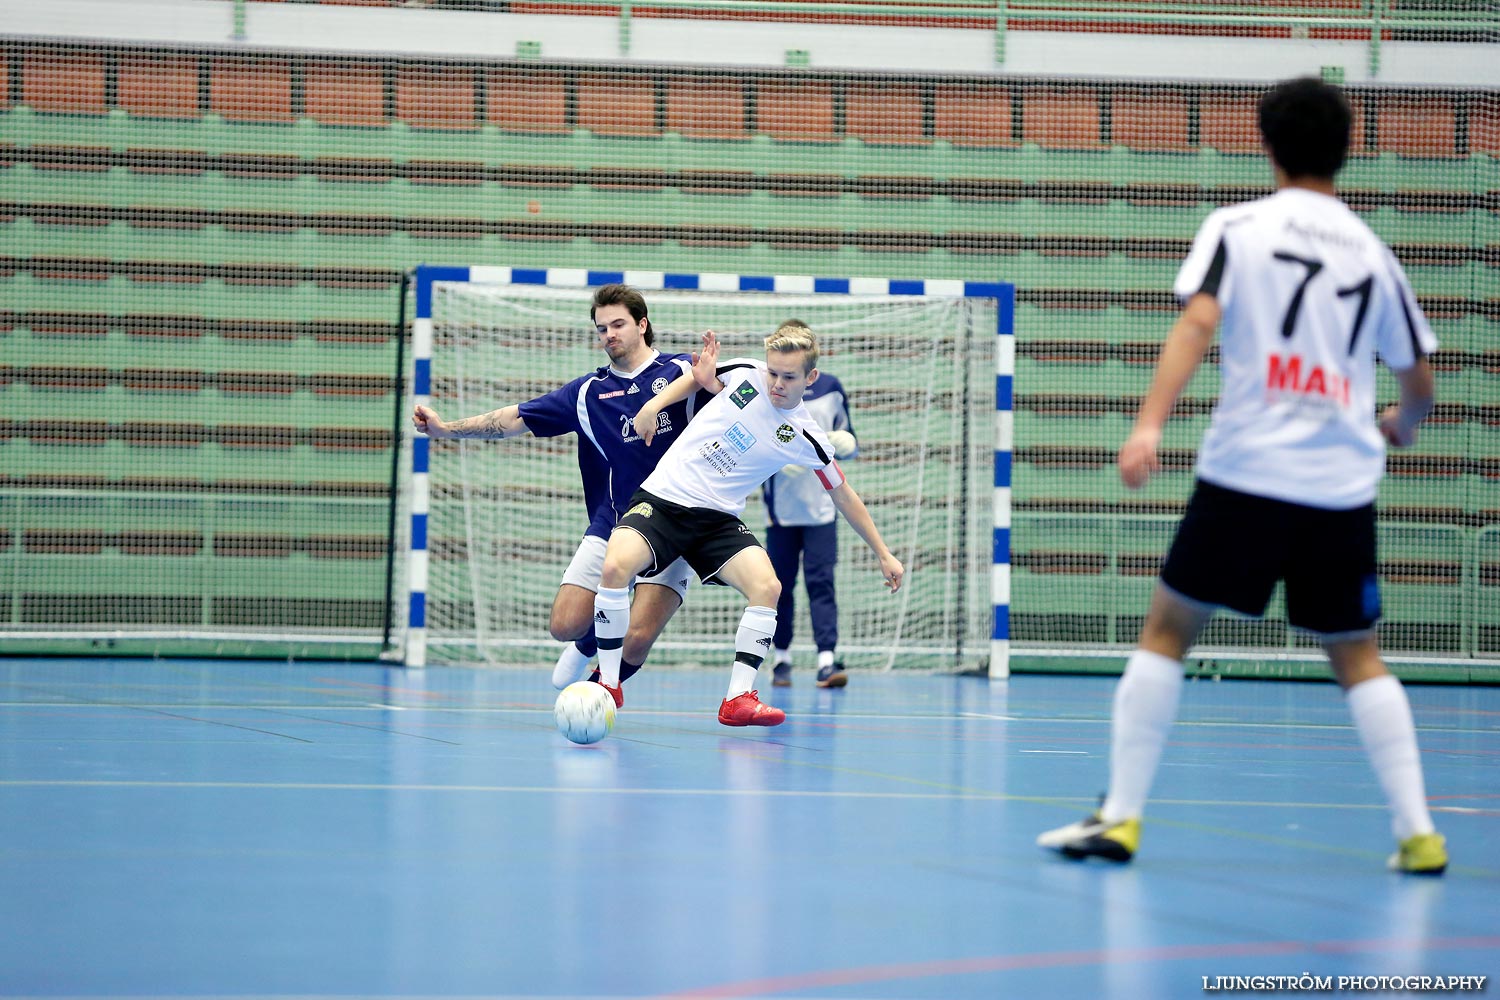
left=774, top=647, right=791, bottom=666
left=592, top=586, right=630, bottom=688
left=1101, top=649, right=1184, bottom=824
left=1346, top=674, right=1435, bottom=841
left=817, top=650, right=834, bottom=670
left=727, top=605, right=777, bottom=699
left=551, top=642, right=593, bottom=690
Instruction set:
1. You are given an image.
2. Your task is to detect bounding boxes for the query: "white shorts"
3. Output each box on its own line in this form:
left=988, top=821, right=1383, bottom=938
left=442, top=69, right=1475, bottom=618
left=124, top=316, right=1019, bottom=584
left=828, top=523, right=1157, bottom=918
left=560, top=534, right=692, bottom=601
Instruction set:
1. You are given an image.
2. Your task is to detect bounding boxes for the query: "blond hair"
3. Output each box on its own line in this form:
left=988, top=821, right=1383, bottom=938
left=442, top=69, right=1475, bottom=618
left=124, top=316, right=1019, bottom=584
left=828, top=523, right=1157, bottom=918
left=764, top=319, right=818, bottom=373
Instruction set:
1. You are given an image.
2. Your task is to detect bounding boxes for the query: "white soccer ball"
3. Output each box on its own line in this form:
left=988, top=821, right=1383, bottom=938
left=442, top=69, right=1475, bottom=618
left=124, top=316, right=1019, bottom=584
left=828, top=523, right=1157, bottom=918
left=554, top=681, right=616, bottom=745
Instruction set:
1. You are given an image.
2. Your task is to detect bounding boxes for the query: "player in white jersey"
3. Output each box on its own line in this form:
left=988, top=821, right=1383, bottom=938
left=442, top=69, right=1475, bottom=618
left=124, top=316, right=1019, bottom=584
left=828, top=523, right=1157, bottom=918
left=1037, top=77, right=1446, bottom=874
left=590, top=321, right=905, bottom=726
left=760, top=348, right=859, bottom=689
left=412, top=284, right=695, bottom=699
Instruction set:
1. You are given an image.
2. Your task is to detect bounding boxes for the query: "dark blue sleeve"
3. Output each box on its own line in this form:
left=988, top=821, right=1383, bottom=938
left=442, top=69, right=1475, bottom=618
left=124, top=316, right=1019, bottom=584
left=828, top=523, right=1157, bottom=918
left=826, top=375, right=854, bottom=435
left=517, top=376, right=589, bottom=439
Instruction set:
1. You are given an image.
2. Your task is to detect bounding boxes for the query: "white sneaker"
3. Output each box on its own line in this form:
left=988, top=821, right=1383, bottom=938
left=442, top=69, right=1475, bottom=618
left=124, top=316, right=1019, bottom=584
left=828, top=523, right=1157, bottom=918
left=551, top=646, right=595, bottom=689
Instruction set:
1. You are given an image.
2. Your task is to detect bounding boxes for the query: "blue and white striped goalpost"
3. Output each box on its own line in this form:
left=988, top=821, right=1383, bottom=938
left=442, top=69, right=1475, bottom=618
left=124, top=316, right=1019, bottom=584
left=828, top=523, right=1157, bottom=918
left=403, top=265, right=1015, bottom=677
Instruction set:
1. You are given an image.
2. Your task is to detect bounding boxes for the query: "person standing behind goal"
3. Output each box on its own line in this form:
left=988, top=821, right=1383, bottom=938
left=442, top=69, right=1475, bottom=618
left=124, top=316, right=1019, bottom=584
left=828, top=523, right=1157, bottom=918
left=1037, top=76, right=1446, bottom=874
left=760, top=337, right=859, bottom=689
left=593, top=322, right=904, bottom=726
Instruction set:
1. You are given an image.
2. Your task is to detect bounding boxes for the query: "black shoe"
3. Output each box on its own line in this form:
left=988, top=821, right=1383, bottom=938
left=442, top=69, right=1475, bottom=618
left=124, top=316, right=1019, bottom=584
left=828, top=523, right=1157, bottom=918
left=771, top=662, right=792, bottom=687
left=814, top=662, right=847, bottom=688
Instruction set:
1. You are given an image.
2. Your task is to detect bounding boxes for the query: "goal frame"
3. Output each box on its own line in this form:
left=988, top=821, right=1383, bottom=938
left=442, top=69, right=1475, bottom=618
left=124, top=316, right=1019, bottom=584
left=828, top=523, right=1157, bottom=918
left=401, top=264, right=1015, bottom=677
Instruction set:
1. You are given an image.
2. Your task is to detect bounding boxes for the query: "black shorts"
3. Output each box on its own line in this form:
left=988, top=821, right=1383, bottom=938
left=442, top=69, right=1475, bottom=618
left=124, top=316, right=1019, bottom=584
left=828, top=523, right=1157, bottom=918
left=1160, top=479, right=1381, bottom=635
left=617, top=490, right=763, bottom=586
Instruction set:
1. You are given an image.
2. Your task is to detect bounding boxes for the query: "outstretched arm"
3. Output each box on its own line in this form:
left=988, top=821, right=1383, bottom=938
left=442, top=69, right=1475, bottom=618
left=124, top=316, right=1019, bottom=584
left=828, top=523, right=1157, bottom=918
left=828, top=481, right=904, bottom=593
left=1118, top=292, right=1219, bottom=489
left=413, top=403, right=529, bottom=439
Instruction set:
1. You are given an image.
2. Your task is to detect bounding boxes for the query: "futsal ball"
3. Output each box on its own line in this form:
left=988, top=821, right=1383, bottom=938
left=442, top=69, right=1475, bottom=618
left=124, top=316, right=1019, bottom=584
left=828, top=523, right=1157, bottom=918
left=554, top=681, right=616, bottom=745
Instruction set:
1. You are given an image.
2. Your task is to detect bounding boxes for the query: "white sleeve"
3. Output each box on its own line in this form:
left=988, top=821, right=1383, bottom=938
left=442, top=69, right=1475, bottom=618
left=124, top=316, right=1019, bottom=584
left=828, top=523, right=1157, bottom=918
left=800, top=425, right=847, bottom=490
left=1173, top=209, right=1230, bottom=305
left=1375, top=248, right=1439, bottom=370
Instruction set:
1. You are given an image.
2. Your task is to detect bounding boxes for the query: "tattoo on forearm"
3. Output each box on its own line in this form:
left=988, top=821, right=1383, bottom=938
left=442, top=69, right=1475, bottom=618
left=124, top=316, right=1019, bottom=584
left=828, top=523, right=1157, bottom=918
left=447, top=411, right=509, bottom=438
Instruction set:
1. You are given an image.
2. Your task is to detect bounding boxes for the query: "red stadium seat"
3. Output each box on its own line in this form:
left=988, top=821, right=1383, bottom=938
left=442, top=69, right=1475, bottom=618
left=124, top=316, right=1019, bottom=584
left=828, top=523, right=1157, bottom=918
left=1198, top=88, right=1262, bottom=154
left=0, top=47, right=11, bottom=110
left=486, top=69, right=569, bottom=133
left=1022, top=85, right=1106, bottom=150
left=756, top=78, right=838, bottom=142
left=933, top=84, right=1016, bottom=149
left=1376, top=92, right=1460, bottom=157
left=304, top=60, right=388, bottom=127
left=396, top=65, right=478, bottom=130
left=118, top=53, right=201, bottom=120
left=576, top=71, right=659, bottom=136
left=1112, top=87, right=1191, bottom=152
left=846, top=83, right=927, bottom=145
left=22, top=48, right=109, bottom=115
left=1473, top=93, right=1500, bottom=158
left=665, top=75, right=748, bottom=140
left=210, top=56, right=294, bottom=123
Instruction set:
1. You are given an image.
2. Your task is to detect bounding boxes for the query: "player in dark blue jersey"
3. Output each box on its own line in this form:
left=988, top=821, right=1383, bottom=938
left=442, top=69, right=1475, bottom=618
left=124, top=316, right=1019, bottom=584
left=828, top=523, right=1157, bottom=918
left=413, top=285, right=699, bottom=699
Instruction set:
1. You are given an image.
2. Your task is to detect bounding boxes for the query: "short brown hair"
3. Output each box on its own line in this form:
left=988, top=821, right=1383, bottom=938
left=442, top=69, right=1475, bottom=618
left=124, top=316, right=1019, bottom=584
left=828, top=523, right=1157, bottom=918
left=764, top=319, right=818, bottom=373
left=591, top=284, right=653, bottom=346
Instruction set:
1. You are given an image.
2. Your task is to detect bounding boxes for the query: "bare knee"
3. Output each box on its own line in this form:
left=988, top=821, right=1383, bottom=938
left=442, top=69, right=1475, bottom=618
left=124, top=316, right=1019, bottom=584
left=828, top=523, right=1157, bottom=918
left=548, top=607, right=589, bottom=644
left=1325, top=634, right=1388, bottom=690
left=549, top=585, right=595, bottom=642
left=600, top=557, right=635, bottom=591
left=1137, top=584, right=1212, bottom=662
left=747, top=576, right=781, bottom=610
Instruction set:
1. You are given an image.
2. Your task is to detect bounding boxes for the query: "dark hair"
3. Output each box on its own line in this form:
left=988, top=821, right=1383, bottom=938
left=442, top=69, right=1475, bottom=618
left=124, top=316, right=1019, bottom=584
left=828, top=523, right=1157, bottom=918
left=1257, top=76, right=1352, bottom=180
left=591, top=284, right=653, bottom=347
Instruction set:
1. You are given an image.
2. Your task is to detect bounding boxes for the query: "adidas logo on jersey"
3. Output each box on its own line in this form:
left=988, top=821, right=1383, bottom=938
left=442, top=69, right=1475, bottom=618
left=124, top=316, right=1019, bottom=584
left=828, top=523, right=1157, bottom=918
left=627, top=383, right=640, bottom=394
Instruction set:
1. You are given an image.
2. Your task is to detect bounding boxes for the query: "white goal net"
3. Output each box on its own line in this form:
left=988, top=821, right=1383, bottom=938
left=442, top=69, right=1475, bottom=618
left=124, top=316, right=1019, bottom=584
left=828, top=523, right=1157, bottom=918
left=407, top=279, right=996, bottom=672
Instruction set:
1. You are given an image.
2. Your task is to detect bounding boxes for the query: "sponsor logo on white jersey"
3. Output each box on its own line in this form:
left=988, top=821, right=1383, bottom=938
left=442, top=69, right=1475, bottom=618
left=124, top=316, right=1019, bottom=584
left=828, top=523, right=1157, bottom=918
left=725, top=423, right=756, bottom=453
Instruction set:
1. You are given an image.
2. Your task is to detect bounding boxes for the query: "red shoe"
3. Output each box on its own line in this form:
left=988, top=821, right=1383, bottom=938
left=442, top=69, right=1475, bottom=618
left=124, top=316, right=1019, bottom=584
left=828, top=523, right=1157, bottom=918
left=718, top=690, right=785, bottom=727
left=595, top=680, right=623, bottom=709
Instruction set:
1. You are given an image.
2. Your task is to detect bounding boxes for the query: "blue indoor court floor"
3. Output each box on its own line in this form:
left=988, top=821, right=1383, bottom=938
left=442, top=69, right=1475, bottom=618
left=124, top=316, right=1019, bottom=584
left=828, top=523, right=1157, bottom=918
left=0, top=657, right=1495, bottom=999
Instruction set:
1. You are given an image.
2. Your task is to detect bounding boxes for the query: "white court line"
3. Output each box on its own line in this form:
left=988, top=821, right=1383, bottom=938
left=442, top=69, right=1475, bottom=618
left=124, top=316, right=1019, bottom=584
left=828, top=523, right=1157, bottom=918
left=4, top=703, right=1494, bottom=735
left=0, top=779, right=1429, bottom=813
